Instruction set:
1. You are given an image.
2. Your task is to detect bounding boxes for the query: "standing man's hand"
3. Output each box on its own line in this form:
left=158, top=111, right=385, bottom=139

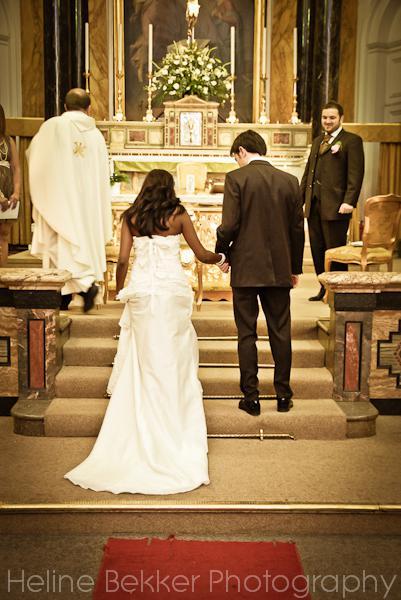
left=291, top=275, right=300, bottom=287
left=338, top=202, right=354, bottom=214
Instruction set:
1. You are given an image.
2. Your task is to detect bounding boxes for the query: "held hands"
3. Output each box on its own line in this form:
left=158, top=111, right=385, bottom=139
left=338, top=203, right=354, bottom=215
left=291, top=275, right=300, bottom=287
left=216, top=253, right=230, bottom=273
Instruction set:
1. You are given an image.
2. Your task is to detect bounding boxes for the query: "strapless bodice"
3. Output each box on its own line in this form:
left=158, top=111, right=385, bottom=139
left=117, top=235, right=192, bottom=303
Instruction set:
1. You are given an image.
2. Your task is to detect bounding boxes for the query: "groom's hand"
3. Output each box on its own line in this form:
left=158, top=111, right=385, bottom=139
left=219, top=261, right=230, bottom=273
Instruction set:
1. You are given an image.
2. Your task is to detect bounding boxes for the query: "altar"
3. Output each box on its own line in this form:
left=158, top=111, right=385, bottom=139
left=100, top=100, right=312, bottom=301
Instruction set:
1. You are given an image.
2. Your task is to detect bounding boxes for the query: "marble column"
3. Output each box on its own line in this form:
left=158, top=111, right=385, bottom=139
left=43, top=0, right=89, bottom=118
left=319, top=271, right=401, bottom=429
left=0, top=269, right=71, bottom=433
left=297, top=0, right=342, bottom=136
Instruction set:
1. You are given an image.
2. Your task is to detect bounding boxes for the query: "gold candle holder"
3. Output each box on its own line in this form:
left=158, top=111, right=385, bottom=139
left=143, top=72, right=155, bottom=122
left=83, top=71, right=90, bottom=94
left=113, top=71, right=125, bottom=121
left=258, top=75, right=270, bottom=124
left=226, top=75, right=238, bottom=124
left=289, top=77, right=301, bottom=125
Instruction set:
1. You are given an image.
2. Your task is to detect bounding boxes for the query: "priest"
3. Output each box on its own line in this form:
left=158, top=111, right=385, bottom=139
left=27, top=88, right=113, bottom=311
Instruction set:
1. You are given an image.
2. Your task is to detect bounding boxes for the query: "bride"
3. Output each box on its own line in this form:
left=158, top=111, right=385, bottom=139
left=65, top=169, right=225, bottom=494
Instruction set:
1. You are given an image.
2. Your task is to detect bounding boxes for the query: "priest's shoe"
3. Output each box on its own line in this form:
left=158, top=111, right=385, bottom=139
left=308, top=286, right=325, bottom=301
left=80, top=283, right=99, bottom=313
left=60, top=293, right=72, bottom=311
left=277, top=397, right=293, bottom=412
left=238, top=398, right=261, bottom=416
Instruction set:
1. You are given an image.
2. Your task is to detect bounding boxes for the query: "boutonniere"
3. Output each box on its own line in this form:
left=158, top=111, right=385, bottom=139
left=331, top=141, right=342, bottom=154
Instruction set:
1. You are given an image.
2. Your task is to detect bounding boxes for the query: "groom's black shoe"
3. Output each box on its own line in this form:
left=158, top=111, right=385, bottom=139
left=239, top=398, right=261, bottom=416
left=308, top=286, right=325, bottom=302
left=277, top=397, right=293, bottom=412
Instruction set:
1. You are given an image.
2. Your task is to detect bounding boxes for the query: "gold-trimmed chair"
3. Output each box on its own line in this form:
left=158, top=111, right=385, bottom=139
left=324, top=194, right=401, bottom=273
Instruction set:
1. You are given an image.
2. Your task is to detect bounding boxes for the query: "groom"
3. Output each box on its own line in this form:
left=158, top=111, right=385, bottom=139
left=216, top=130, right=304, bottom=415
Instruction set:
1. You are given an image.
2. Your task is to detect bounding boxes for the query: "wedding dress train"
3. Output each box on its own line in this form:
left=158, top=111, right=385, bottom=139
left=65, top=235, right=209, bottom=494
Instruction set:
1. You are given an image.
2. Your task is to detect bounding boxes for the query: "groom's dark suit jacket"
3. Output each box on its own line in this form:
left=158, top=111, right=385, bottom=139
left=216, top=160, right=305, bottom=288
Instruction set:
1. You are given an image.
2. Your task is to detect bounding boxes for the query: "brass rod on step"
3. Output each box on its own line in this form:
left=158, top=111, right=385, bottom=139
left=199, top=363, right=274, bottom=369
left=208, top=431, right=294, bottom=440
left=203, top=394, right=276, bottom=400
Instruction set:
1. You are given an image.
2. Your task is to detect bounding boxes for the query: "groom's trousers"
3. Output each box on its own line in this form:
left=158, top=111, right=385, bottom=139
left=232, top=286, right=293, bottom=401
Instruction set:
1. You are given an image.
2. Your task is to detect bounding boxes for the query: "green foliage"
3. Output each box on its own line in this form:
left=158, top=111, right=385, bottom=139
left=150, top=41, right=231, bottom=104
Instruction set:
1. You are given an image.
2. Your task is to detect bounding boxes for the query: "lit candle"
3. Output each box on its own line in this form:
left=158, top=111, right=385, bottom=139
left=230, top=26, right=235, bottom=76
left=85, top=22, right=89, bottom=73
left=262, top=27, right=267, bottom=78
left=293, top=27, right=297, bottom=79
left=118, top=23, right=123, bottom=73
left=148, top=23, right=153, bottom=75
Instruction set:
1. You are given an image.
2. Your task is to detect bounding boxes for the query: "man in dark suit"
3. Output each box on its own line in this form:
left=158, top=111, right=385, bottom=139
left=301, top=101, right=365, bottom=301
left=216, top=130, right=304, bottom=415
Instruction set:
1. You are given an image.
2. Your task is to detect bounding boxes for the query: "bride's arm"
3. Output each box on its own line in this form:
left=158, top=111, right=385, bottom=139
left=116, top=218, right=134, bottom=293
left=180, top=209, right=223, bottom=265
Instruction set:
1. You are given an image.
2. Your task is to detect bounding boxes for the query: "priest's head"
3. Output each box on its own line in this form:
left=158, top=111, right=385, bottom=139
left=64, top=88, right=91, bottom=114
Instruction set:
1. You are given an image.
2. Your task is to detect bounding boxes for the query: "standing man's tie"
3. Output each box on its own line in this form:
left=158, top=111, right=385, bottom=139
left=319, top=132, right=331, bottom=154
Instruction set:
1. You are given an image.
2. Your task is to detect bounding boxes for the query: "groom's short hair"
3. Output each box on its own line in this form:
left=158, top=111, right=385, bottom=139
left=230, top=130, right=267, bottom=156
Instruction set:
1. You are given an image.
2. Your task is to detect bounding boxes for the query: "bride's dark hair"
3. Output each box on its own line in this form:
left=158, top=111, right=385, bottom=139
left=122, top=169, right=184, bottom=237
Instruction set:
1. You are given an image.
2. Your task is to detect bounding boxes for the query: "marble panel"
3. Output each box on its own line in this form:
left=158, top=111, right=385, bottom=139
left=0, top=307, right=18, bottom=396
left=148, top=129, right=164, bottom=145
left=17, top=308, right=59, bottom=402
left=332, top=311, right=372, bottom=402
left=28, top=318, right=45, bottom=389
left=344, top=321, right=361, bottom=392
left=21, top=0, right=44, bottom=117
left=338, top=0, right=358, bottom=122
left=370, top=311, right=401, bottom=400
left=88, top=0, right=109, bottom=120
left=270, top=0, right=297, bottom=124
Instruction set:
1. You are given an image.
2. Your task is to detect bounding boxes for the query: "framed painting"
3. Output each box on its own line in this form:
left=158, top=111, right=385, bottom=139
left=120, top=0, right=263, bottom=123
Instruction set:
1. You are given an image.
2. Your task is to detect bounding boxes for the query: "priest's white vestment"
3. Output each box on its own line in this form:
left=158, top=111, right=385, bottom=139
left=28, top=110, right=112, bottom=294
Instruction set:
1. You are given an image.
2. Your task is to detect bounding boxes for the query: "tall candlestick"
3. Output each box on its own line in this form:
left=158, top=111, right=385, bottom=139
left=230, top=26, right=235, bottom=76
left=293, top=27, right=297, bottom=79
left=262, top=27, right=267, bottom=77
left=118, top=23, right=123, bottom=73
left=148, top=23, right=153, bottom=75
left=85, top=22, right=89, bottom=74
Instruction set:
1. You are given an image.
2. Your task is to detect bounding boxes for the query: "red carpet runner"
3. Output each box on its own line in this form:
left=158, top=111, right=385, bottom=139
left=94, top=537, right=311, bottom=599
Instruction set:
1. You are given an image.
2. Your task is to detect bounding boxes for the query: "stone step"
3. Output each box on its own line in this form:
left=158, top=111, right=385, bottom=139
left=62, top=337, right=325, bottom=368
left=55, top=366, right=332, bottom=399
left=69, top=312, right=318, bottom=340
left=44, top=397, right=346, bottom=439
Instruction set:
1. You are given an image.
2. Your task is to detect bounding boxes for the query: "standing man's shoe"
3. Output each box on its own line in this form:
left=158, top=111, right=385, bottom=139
left=308, top=286, right=325, bottom=301
left=277, top=397, right=293, bottom=412
left=239, top=398, right=261, bottom=416
left=80, top=283, right=98, bottom=312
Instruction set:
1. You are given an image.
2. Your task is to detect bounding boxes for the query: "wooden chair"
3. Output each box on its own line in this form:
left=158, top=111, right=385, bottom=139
left=325, top=194, right=401, bottom=273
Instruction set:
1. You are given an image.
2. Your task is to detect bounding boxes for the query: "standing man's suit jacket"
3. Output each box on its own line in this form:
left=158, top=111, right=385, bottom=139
left=216, top=160, right=305, bottom=288
left=300, top=129, right=364, bottom=220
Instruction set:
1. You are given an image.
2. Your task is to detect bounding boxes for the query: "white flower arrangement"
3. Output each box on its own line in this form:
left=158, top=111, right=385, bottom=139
left=150, top=42, right=231, bottom=104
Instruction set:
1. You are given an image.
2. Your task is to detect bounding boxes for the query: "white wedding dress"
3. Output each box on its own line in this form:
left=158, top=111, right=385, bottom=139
left=65, top=235, right=209, bottom=494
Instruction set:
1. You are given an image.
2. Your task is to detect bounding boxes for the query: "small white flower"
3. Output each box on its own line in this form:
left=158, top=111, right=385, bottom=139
left=173, top=83, right=179, bottom=89
left=211, top=80, right=217, bottom=86
left=331, top=143, right=341, bottom=154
